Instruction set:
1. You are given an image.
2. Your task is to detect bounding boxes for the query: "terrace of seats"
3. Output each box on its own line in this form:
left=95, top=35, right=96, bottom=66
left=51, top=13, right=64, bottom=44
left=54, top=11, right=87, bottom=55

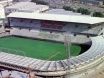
left=0, top=70, right=28, bottom=78
left=10, top=18, right=104, bottom=36
left=10, top=28, right=90, bottom=44
left=41, top=20, right=66, bottom=30
left=0, top=70, right=64, bottom=78
left=0, top=36, right=104, bottom=76
left=10, top=18, right=41, bottom=29
left=10, top=28, right=39, bottom=38
left=63, top=23, right=103, bottom=35
left=10, top=28, right=65, bottom=42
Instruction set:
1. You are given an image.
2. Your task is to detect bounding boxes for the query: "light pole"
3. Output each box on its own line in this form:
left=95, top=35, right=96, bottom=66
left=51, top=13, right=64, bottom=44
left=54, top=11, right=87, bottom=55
left=64, top=31, right=72, bottom=78
left=64, top=31, right=72, bottom=59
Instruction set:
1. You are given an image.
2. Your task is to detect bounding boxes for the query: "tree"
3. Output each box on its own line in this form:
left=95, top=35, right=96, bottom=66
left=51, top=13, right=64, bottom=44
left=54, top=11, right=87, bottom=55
left=70, top=8, right=75, bottom=12
left=93, top=12, right=104, bottom=17
left=63, top=6, right=69, bottom=10
left=77, top=7, right=84, bottom=13
left=63, top=6, right=76, bottom=12
left=77, top=8, right=90, bottom=15
left=83, top=9, right=90, bottom=15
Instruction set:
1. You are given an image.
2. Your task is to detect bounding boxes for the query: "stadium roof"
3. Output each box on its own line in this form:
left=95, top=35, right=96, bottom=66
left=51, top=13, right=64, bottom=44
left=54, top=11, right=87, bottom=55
left=7, top=12, right=104, bottom=24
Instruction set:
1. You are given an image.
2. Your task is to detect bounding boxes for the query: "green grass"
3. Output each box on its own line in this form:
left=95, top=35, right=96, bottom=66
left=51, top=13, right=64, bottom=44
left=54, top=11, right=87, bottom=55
left=0, top=36, right=81, bottom=61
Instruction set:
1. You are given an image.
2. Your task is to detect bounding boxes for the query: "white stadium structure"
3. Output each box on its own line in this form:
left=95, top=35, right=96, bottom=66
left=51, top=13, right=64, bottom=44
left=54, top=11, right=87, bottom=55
left=5, top=2, right=49, bottom=14
left=0, top=4, right=5, bottom=19
left=8, top=12, right=104, bottom=44
left=0, top=11, right=104, bottom=77
left=0, top=0, right=13, bottom=7
left=0, top=4, right=5, bottom=33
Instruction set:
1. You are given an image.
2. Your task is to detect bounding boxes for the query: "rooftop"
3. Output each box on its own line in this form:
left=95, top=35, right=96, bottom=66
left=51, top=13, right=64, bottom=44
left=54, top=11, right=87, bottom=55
left=7, top=12, right=104, bottom=24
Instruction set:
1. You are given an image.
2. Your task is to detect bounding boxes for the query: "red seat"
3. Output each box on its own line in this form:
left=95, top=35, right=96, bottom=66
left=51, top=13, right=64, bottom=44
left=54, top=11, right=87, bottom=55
left=46, top=25, right=51, bottom=28
left=55, top=22, right=64, bottom=26
left=41, top=24, right=46, bottom=28
left=51, top=26, right=57, bottom=29
left=42, top=20, right=52, bottom=24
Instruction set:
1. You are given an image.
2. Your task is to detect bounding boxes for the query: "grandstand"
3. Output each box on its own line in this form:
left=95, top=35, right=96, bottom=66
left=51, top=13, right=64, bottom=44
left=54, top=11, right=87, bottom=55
left=8, top=12, right=104, bottom=44
left=0, top=11, right=104, bottom=77
left=0, top=70, right=29, bottom=78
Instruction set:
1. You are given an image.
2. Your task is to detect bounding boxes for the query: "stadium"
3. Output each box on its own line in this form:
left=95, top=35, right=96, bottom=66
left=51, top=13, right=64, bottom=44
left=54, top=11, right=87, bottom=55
left=0, top=12, right=104, bottom=78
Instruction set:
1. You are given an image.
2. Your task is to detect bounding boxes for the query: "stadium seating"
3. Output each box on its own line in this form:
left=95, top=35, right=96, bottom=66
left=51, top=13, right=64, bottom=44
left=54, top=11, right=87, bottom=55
left=0, top=70, right=28, bottom=78
left=40, top=20, right=66, bottom=30
left=10, top=18, right=104, bottom=37
left=62, top=23, right=103, bottom=35
left=38, top=31, right=62, bottom=41
left=10, top=18, right=41, bottom=28
left=10, top=28, right=39, bottom=37
left=10, top=28, right=91, bottom=44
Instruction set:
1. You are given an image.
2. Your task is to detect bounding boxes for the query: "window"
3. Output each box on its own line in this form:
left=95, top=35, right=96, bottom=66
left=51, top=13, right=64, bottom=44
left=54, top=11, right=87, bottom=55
left=88, top=26, right=91, bottom=28
left=21, top=20, right=23, bottom=22
left=74, top=34, right=76, bottom=36
left=11, top=20, right=13, bottom=22
left=101, top=33, right=103, bottom=35
left=76, top=24, right=78, bottom=27
left=30, top=21, right=33, bottom=23
left=87, top=36, right=89, bottom=38
left=29, top=29, right=31, bottom=31
left=101, top=28, right=103, bottom=30
left=52, top=22, right=54, bottom=25
left=41, top=21, right=43, bottom=23
left=50, top=31, right=52, bottom=33
left=63, top=23, right=66, bottom=25
left=0, top=25, right=2, bottom=28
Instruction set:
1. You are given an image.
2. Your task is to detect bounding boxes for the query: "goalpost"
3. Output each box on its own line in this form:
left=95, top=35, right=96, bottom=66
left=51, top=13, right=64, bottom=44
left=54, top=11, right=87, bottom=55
left=0, top=47, right=26, bottom=57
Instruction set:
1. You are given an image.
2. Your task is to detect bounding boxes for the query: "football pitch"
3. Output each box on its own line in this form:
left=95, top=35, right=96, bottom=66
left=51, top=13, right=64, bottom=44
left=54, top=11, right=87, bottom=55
left=0, top=36, right=81, bottom=61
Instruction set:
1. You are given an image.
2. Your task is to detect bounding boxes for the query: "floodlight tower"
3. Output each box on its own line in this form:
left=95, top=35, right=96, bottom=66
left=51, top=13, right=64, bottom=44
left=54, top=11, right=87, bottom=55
left=64, top=31, right=72, bottom=78
left=64, top=31, right=71, bottom=59
left=7, top=0, right=9, bottom=6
